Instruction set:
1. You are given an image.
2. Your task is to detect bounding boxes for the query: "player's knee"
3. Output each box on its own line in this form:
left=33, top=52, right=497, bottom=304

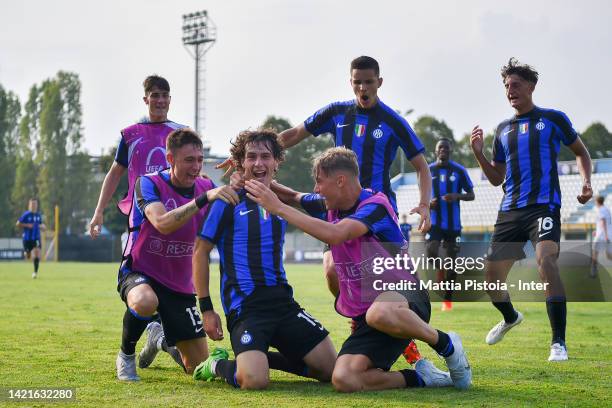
left=331, top=368, right=360, bottom=393
left=127, top=289, right=158, bottom=316
left=365, top=302, right=393, bottom=330
left=237, top=369, right=269, bottom=390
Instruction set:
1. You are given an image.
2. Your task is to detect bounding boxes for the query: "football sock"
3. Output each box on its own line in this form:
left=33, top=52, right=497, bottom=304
left=492, top=297, right=519, bottom=323
left=266, top=352, right=308, bottom=377
left=399, top=369, right=425, bottom=387
left=546, top=296, right=567, bottom=345
left=33, top=258, right=40, bottom=273
left=431, top=330, right=454, bottom=357
left=215, top=359, right=240, bottom=388
left=120, top=308, right=151, bottom=355
left=444, top=271, right=457, bottom=301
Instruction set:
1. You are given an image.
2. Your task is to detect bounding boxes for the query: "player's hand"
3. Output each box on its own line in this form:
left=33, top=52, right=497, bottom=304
left=442, top=193, right=459, bottom=202
left=430, top=197, right=439, bottom=209
left=244, top=180, right=283, bottom=214
left=229, top=170, right=245, bottom=191
left=215, top=157, right=236, bottom=178
left=203, top=310, right=224, bottom=341
left=89, top=211, right=103, bottom=239
left=207, top=185, right=240, bottom=206
left=470, top=125, right=484, bottom=154
left=409, top=203, right=431, bottom=233
left=577, top=182, right=593, bottom=204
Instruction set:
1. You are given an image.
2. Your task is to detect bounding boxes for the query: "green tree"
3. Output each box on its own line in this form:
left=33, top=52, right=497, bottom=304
left=0, top=85, right=21, bottom=235
left=580, top=122, right=612, bottom=159
left=262, top=115, right=334, bottom=194
left=95, top=146, right=129, bottom=235
left=412, top=115, right=455, bottom=164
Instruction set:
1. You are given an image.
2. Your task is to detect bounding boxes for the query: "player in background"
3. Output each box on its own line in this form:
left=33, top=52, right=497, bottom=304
left=246, top=147, right=472, bottom=392
left=399, top=214, right=412, bottom=244
left=427, top=138, right=475, bottom=311
left=89, top=75, right=188, bottom=376
left=192, top=130, right=336, bottom=390
left=591, top=195, right=612, bottom=278
left=116, top=128, right=238, bottom=381
left=471, top=58, right=592, bottom=361
left=16, top=198, right=46, bottom=278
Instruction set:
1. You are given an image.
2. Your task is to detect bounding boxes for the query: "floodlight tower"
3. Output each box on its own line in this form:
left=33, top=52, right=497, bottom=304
left=182, top=11, right=217, bottom=135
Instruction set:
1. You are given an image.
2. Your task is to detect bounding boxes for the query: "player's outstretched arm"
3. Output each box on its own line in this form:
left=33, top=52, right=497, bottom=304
left=145, top=185, right=239, bottom=235
left=90, top=162, right=126, bottom=239
left=193, top=238, right=224, bottom=341
left=568, top=138, right=593, bottom=204
left=470, top=125, right=506, bottom=186
left=409, top=153, right=432, bottom=233
left=245, top=180, right=369, bottom=244
left=278, top=123, right=312, bottom=149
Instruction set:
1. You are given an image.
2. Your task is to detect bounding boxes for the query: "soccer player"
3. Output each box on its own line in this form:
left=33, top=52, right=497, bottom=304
left=246, top=147, right=472, bottom=392
left=427, top=138, right=475, bottom=311
left=591, top=195, right=612, bottom=278
left=16, top=198, right=46, bottom=279
left=471, top=58, right=593, bottom=361
left=116, top=128, right=238, bottom=381
left=192, top=130, right=337, bottom=390
left=89, top=75, right=188, bottom=375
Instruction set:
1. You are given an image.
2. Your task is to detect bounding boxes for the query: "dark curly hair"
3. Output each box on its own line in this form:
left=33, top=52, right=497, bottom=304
left=501, top=58, right=538, bottom=84
left=230, top=129, right=285, bottom=171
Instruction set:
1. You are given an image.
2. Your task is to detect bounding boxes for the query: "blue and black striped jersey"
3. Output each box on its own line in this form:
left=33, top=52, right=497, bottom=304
left=304, top=99, right=425, bottom=212
left=492, top=107, right=578, bottom=211
left=18, top=211, right=43, bottom=241
left=199, top=191, right=290, bottom=315
left=430, top=160, right=473, bottom=232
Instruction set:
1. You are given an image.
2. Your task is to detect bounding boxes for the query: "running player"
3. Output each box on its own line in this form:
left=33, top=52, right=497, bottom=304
left=427, top=138, right=474, bottom=311
left=16, top=198, right=46, bottom=278
left=89, top=75, right=188, bottom=376
left=246, top=147, right=472, bottom=392
left=192, top=130, right=336, bottom=389
left=116, top=128, right=238, bottom=381
left=471, top=58, right=593, bottom=361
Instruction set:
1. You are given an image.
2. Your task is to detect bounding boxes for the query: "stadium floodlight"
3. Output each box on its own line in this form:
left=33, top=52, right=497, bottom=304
left=182, top=10, right=216, bottom=135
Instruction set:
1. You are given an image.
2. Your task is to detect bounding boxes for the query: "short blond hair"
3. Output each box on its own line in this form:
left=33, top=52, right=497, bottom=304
left=312, top=147, right=359, bottom=178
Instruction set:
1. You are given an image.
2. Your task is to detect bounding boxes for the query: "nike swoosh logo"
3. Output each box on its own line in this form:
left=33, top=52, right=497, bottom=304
left=336, top=123, right=351, bottom=128
left=503, top=129, right=513, bottom=135
left=195, top=326, right=203, bottom=333
left=239, top=210, right=253, bottom=216
left=539, top=231, right=552, bottom=238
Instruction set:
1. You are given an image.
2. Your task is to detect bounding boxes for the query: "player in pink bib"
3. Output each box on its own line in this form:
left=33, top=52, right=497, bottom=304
left=246, top=146, right=472, bottom=392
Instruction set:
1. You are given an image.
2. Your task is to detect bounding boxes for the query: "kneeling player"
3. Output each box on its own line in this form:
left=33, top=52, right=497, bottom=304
left=116, top=128, right=239, bottom=380
left=246, top=147, right=472, bottom=391
left=192, top=130, right=336, bottom=389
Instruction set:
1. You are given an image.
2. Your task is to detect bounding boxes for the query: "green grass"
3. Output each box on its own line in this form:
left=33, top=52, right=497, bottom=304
left=0, top=261, right=610, bottom=407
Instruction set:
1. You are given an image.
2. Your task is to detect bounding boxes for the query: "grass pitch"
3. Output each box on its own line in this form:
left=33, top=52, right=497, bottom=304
left=0, top=261, right=610, bottom=407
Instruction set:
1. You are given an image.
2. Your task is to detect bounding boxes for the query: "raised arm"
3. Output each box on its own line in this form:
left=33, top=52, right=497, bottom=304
left=471, top=125, right=506, bottom=186
left=409, top=153, right=432, bottom=233
left=90, top=161, right=126, bottom=238
left=278, top=123, right=312, bottom=149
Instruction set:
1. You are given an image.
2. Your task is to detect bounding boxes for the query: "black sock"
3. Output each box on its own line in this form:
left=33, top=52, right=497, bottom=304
left=399, top=369, right=424, bottom=387
left=216, top=359, right=239, bottom=388
left=444, top=271, right=457, bottom=301
left=34, top=258, right=40, bottom=273
left=431, top=330, right=454, bottom=357
left=266, top=352, right=308, bottom=377
left=546, top=296, right=567, bottom=345
left=492, top=298, right=518, bottom=323
left=120, top=309, right=150, bottom=355
left=160, top=338, right=170, bottom=352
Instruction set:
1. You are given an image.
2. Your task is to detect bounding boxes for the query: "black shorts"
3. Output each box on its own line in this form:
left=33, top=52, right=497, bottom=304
left=227, top=286, right=329, bottom=362
left=23, top=239, right=40, bottom=253
left=488, top=204, right=561, bottom=261
left=338, top=291, right=431, bottom=371
left=425, top=226, right=461, bottom=258
left=118, top=272, right=205, bottom=347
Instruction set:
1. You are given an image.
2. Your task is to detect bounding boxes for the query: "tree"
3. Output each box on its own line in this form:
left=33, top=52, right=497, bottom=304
left=0, top=85, right=21, bottom=235
left=95, top=146, right=129, bottom=235
left=412, top=115, right=455, bottom=164
left=262, top=115, right=334, bottom=194
left=580, top=122, right=612, bottom=159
